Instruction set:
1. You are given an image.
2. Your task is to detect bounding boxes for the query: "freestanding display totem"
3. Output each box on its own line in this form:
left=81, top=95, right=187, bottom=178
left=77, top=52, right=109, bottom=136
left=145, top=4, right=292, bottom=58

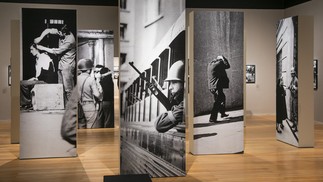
left=189, top=10, right=244, bottom=155
left=119, top=0, right=186, bottom=177
left=276, top=16, right=314, bottom=147
left=20, top=8, right=77, bottom=159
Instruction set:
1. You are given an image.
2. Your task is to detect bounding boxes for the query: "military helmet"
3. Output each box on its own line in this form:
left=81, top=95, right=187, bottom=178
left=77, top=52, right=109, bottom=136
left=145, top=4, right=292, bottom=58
left=165, top=60, right=184, bottom=82
left=77, top=59, right=94, bottom=71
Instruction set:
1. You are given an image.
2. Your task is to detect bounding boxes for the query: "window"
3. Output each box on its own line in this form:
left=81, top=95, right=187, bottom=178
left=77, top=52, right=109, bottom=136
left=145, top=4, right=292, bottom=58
left=120, top=53, right=127, bottom=65
left=144, top=69, right=151, bottom=97
left=159, top=48, right=170, bottom=87
left=151, top=58, right=160, bottom=86
left=120, top=0, right=127, bottom=10
left=144, top=0, right=163, bottom=27
left=45, top=19, right=64, bottom=25
left=120, top=23, right=127, bottom=40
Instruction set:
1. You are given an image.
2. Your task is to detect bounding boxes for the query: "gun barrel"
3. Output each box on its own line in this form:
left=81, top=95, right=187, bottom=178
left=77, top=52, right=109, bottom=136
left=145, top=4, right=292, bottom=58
left=128, top=61, right=172, bottom=110
left=129, top=62, right=142, bottom=75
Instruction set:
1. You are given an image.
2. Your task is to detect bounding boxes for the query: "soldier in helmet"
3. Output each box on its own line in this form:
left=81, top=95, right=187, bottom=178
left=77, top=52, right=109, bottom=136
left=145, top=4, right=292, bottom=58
left=77, top=59, right=103, bottom=128
left=207, top=55, right=230, bottom=123
left=155, top=60, right=185, bottom=133
left=288, top=67, right=298, bottom=132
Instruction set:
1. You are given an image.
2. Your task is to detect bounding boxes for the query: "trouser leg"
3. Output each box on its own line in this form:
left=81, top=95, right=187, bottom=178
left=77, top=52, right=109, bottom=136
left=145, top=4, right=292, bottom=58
left=58, top=66, right=75, bottom=102
left=218, top=89, right=226, bottom=115
left=210, top=90, right=220, bottom=121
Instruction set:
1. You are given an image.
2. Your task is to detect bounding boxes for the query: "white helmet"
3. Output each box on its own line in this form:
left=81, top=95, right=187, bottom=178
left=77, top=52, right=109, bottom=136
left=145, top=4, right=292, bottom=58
left=165, top=60, right=184, bottom=82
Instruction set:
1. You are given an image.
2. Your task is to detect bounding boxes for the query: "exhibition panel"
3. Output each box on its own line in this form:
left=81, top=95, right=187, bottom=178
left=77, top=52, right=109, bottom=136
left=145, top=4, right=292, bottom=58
left=20, top=8, right=77, bottom=159
left=119, top=0, right=186, bottom=177
left=77, top=29, right=115, bottom=129
left=276, top=16, right=314, bottom=147
left=189, top=11, right=244, bottom=155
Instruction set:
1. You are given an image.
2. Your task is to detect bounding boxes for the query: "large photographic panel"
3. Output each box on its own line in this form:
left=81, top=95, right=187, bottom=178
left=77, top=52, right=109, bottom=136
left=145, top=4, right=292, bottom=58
left=191, top=11, right=244, bottom=155
left=20, top=8, right=77, bottom=159
left=276, top=16, right=299, bottom=146
left=119, top=0, right=186, bottom=177
left=276, top=16, right=315, bottom=147
left=77, top=30, right=115, bottom=128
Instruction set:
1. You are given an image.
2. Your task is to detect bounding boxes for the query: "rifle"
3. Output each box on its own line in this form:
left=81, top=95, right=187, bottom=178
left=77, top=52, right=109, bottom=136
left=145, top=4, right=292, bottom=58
left=129, top=62, right=172, bottom=110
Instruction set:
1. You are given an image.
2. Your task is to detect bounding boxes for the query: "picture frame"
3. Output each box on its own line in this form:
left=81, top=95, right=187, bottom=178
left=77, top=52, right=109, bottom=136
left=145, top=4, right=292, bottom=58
left=246, top=64, right=255, bottom=83
left=314, top=59, right=318, bottom=90
left=8, top=65, right=11, bottom=86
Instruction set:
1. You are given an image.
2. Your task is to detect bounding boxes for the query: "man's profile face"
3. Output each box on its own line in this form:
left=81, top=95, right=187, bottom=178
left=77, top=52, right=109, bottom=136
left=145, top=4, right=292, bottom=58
left=30, top=46, right=37, bottom=56
left=168, top=80, right=183, bottom=95
left=94, top=67, right=102, bottom=78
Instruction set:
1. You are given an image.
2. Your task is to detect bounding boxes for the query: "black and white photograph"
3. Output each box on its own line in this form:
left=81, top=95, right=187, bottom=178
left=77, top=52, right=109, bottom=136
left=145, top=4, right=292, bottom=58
left=8, top=65, right=11, bottom=86
left=77, top=30, right=115, bottom=129
left=192, top=11, right=244, bottom=155
left=276, top=16, right=299, bottom=146
left=20, top=8, right=77, bottom=159
left=119, top=0, right=186, bottom=177
left=246, top=64, right=255, bottom=83
left=314, top=59, right=318, bottom=90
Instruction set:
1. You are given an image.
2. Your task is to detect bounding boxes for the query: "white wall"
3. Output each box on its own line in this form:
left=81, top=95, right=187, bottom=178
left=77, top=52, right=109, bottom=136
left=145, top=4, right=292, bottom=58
left=284, top=0, right=323, bottom=122
left=0, top=3, right=118, bottom=121
left=244, top=9, right=283, bottom=115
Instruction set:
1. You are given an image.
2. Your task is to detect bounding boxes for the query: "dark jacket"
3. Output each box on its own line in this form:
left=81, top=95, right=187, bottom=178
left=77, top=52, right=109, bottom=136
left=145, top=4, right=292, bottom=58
left=276, top=81, right=287, bottom=123
left=61, top=87, right=77, bottom=146
left=207, top=57, right=230, bottom=90
left=155, top=90, right=184, bottom=133
left=100, top=67, right=114, bottom=102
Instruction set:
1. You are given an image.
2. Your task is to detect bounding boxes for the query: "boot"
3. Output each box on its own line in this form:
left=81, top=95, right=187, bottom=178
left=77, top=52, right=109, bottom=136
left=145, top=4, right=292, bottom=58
left=221, top=113, right=229, bottom=118
left=276, top=125, right=282, bottom=133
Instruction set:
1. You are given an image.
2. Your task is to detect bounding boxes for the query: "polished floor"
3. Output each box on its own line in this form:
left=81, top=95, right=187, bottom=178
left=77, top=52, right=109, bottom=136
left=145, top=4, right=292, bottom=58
left=1, top=115, right=323, bottom=182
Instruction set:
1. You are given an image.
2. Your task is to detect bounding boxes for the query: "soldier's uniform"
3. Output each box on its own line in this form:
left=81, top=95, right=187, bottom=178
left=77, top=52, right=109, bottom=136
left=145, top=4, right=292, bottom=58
left=154, top=60, right=185, bottom=133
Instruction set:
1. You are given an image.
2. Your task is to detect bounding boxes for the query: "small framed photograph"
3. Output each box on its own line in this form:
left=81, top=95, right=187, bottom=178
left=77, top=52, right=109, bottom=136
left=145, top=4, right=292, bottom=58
left=8, top=65, right=11, bottom=86
left=246, top=65, right=255, bottom=83
left=314, top=59, right=318, bottom=90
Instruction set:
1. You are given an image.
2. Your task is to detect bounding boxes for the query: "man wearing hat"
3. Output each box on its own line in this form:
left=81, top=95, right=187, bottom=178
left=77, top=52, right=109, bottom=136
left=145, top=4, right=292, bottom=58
left=207, top=55, right=230, bottom=123
left=155, top=60, right=185, bottom=133
left=77, top=59, right=103, bottom=128
left=94, top=65, right=114, bottom=128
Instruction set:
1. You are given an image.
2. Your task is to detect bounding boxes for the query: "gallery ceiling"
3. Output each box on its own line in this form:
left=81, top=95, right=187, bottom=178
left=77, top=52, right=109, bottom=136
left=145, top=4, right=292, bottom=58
left=0, top=0, right=312, bottom=9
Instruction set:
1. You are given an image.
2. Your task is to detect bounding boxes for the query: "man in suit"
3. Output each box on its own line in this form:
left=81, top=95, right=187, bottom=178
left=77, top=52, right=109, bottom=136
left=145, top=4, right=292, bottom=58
left=207, top=55, right=230, bottom=123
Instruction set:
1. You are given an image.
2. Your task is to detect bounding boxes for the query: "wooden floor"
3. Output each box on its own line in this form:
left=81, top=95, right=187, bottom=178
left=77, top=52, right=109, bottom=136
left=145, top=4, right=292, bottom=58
left=1, top=115, right=323, bottom=182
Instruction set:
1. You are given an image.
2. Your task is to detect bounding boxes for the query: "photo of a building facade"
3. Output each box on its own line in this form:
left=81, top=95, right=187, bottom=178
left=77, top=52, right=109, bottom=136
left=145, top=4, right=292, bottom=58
left=276, top=16, right=299, bottom=146
left=119, top=0, right=186, bottom=177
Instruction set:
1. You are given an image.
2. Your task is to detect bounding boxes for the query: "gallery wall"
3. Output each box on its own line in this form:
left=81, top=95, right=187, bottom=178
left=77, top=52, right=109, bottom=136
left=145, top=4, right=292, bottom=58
left=284, top=0, right=323, bottom=122
left=0, top=2, right=118, bottom=121
left=1, top=2, right=321, bottom=122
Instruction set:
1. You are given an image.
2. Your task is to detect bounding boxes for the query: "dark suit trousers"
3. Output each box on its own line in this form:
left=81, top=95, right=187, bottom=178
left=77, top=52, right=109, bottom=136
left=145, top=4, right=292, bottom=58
left=210, top=88, right=226, bottom=121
